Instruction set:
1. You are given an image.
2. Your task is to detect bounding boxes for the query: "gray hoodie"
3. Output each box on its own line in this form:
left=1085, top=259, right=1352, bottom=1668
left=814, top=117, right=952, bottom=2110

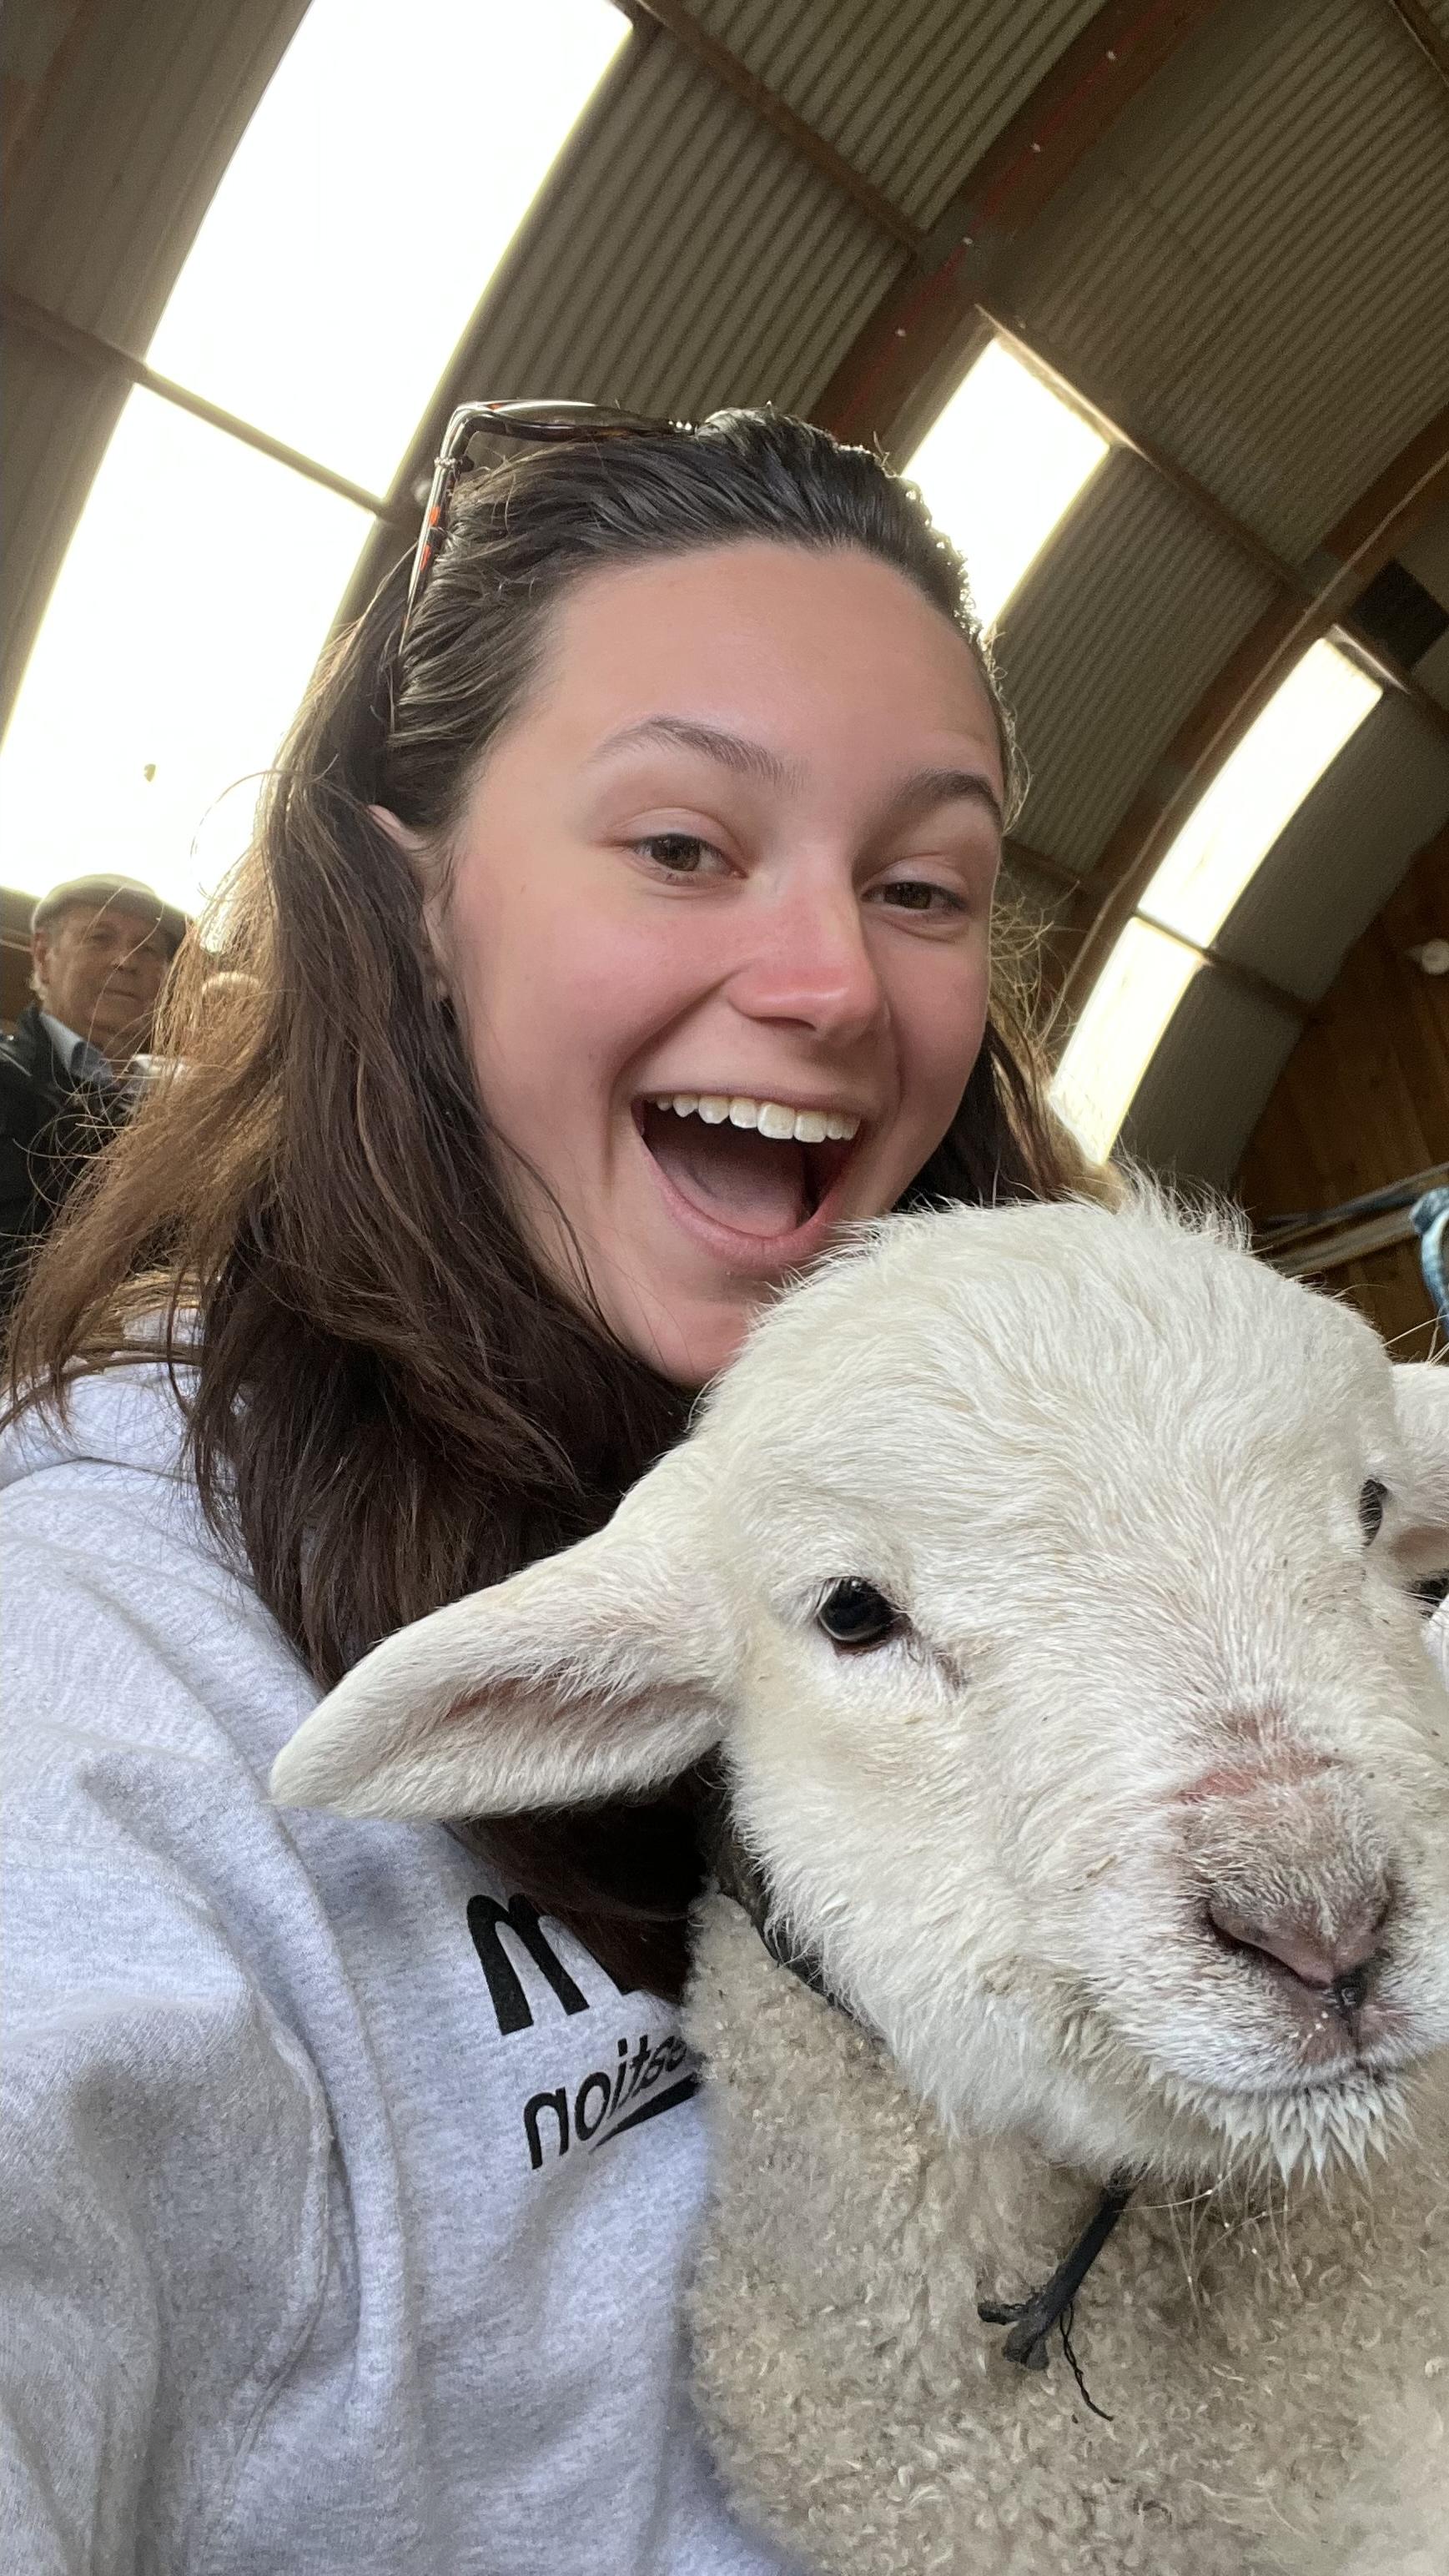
left=0, top=1366, right=790, bottom=2575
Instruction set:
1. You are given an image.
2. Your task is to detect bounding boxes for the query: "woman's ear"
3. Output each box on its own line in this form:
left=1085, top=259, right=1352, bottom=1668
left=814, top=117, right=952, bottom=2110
left=369, top=804, right=450, bottom=994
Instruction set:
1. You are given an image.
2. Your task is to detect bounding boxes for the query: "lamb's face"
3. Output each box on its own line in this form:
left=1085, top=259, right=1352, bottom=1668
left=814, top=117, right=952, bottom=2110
left=697, top=1200, right=1449, bottom=2182
left=272, top=1194, right=1449, bottom=2188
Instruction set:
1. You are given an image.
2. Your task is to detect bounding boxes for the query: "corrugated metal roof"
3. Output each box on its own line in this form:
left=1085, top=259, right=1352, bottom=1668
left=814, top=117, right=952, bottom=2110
left=993, top=451, right=1279, bottom=874
left=5, top=0, right=305, bottom=346
left=1, top=0, right=306, bottom=719
left=1209, top=696, right=1449, bottom=1003
left=1003, top=0, right=1449, bottom=561
left=1120, top=969, right=1304, bottom=1187
left=430, top=24, right=901, bottom=422
left=3, top=0, right=1443, bottom=1186
left=680, top=0, right=1104, bottom=229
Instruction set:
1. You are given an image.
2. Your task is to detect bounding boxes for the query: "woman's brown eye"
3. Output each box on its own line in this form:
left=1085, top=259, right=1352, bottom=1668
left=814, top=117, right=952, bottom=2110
left=816, top=1578, right=902, bottom=1650
left=641, top=834, right=706, bottom=870
left=1359, top=1478, right=1387, bottom=1542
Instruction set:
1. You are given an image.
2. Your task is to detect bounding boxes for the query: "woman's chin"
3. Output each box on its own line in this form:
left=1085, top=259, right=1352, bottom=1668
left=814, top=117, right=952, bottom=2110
left=603, top=1272, right=773, bottom=1389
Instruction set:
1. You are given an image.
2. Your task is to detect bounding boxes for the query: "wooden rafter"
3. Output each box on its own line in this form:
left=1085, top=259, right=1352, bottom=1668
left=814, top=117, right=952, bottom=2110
left=814, top=0, right=1231, bottom=452
left=621, top=1, right=922, bottom=249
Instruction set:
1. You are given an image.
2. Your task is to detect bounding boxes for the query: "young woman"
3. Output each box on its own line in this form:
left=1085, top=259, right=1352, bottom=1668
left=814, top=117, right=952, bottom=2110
left=1, top=407, right=1102, bottom=2573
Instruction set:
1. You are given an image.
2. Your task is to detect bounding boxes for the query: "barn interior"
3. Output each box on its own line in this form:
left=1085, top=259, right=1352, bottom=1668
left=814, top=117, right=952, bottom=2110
left=3, top=0, right=1446, bottom=1343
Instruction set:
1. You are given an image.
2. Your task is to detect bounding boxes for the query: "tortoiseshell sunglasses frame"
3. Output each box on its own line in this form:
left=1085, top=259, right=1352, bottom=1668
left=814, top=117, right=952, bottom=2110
left=400, top=399, right=687, bottom=640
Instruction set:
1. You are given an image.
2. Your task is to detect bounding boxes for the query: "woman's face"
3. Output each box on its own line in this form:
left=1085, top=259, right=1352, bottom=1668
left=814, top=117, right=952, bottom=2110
left=411, top=538, right=1004, bottom=1386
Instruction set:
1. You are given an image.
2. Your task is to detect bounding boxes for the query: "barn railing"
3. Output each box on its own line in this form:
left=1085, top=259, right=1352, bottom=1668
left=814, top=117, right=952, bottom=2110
left=1255, top=1162, right=1449, bottom=1331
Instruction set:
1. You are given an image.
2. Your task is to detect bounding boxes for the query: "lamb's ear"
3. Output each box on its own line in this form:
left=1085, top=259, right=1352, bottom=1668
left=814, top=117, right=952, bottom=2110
left=1389, top=1362, right=1449, bottom=1577
left=269, top=1452, right=732, bottom=1822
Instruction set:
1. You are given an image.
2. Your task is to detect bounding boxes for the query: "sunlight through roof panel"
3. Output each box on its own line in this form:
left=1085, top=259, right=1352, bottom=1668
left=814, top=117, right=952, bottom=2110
left=903, top=339, right=1109, bottom=629
left=0, top=390, right=371, bottom=916
left=1140, top=639, right=1382, bottom=948
left=1051, top=918, right=1201, bottom=1162
left=146, top=0, right=627, bottom=496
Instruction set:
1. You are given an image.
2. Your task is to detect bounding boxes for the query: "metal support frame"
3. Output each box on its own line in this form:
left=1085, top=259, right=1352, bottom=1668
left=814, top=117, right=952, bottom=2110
left=1053, top=403, right=1449, bottom=1012
left=1007, top=838, right=1311, bottom=1023
left=979, top=305, right=1449, bottom=756
left=1, top=287, right=411, bottom=526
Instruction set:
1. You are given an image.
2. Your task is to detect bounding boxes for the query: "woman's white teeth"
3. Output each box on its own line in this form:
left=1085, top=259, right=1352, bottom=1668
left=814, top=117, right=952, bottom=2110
left=656, top=1093, right=860, bottom=1144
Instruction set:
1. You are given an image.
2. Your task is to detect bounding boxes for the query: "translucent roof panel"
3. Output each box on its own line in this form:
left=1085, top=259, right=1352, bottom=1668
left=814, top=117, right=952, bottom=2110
left=904, top=338, right=1109, bottom=629
left=1139, top=639, right=1381, bottom=949
left=0, top=390, right=372, bottom=916
left=146, top=0, right=627, bottom=498
left=1051, top=918, right=1201, bottom=1161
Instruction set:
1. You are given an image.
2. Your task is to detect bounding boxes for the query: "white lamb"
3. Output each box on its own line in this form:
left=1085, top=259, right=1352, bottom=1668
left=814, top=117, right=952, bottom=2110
left=273, top=1192, right=1449, bottom=2576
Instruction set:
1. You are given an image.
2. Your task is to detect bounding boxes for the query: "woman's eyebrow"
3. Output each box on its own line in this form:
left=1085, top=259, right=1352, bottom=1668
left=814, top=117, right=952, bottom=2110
left=589, top=716, right=803, bottom=787
left=887, top=767, right=1004, bottom=832
left=589, top=717, right=1004, bottom=831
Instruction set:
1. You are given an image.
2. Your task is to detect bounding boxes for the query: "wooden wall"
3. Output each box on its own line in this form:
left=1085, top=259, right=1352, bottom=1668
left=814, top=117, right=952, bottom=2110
left=1236, top=826, right=1449, bottom=1354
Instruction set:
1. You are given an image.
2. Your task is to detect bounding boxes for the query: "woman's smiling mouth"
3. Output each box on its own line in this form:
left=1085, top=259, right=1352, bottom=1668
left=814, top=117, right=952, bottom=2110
left=633, top=1090, right=868, bottom=1262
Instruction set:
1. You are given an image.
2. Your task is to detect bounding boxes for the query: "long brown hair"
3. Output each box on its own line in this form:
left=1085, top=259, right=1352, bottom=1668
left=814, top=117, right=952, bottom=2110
left=7, top=410, right=1101, bottom=1995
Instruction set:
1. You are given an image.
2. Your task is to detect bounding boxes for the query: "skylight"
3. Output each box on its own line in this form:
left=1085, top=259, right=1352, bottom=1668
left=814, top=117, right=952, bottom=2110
left=0, top=392, right=372, bottom=915
left=904, top=338, right=1109, bottom=629
left=1140, top=639, right=1381, bottom=948
left=1, top=0, right=629, bottom=918
left=1051, top=919, right=1200, bottom=1162
left=146, top=0, right=627, bottom=496
left=1050, top=638, right=1384, bottom=1160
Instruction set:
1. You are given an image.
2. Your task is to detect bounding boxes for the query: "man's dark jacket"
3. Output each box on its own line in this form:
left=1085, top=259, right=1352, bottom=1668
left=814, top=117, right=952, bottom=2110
left=0, top=1003, right=128, bottom=1317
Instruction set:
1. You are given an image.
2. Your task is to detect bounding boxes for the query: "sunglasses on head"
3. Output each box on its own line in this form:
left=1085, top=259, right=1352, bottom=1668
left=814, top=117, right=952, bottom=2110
left=401, top=400, right=689, bottom=641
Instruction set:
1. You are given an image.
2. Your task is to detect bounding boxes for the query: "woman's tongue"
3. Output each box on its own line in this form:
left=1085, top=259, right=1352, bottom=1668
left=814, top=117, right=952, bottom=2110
left=644, top=1108, right=808, bottom=1238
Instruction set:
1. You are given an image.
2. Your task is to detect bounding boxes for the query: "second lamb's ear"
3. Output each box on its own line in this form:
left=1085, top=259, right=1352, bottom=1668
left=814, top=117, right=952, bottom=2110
left=1389, top=1361, right=1449, bottom=1578
left=269, top=1451, right=732, bottom=1823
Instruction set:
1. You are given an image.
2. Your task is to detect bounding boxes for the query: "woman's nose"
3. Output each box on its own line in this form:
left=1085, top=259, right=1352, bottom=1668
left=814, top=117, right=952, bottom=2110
left=727, top=888, right=886, bottom=1045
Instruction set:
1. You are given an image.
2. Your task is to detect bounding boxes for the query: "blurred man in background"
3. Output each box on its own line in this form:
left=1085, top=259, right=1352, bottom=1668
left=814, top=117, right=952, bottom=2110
left=1, top=873, right=187, bottom=1315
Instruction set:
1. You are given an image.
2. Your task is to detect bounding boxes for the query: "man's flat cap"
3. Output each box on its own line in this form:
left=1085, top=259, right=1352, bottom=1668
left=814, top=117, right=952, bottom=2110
left=31, top=874, right=189, bottom=957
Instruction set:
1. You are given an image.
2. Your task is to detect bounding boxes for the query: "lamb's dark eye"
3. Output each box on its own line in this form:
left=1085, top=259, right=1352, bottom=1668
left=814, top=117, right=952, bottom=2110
left=1359, top=1478, right=1387, bottom=1542
left=816, top=1578, right=902, bottom=1650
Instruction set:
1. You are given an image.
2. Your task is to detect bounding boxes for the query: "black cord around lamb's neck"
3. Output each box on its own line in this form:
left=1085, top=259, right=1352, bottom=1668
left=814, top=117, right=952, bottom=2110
left=705, top=1797, right=1135, bottom=2406
left=977, top=2179, right=1134, bottom=2409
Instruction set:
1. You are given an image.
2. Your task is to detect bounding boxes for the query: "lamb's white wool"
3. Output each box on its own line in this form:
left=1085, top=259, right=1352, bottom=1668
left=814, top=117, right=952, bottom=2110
left=274, top=1190, right=1449, bottom=2572
left=683, top=1890, right=1449, bottom=2576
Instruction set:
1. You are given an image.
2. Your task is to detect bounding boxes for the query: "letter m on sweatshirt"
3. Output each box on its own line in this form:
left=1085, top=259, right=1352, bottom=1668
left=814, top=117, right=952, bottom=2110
left=466, top=1893, right=634, bottom=2035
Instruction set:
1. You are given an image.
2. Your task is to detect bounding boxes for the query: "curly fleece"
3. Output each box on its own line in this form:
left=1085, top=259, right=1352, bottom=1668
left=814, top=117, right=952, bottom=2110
left=684, top=1896, right=1449, bottom=2576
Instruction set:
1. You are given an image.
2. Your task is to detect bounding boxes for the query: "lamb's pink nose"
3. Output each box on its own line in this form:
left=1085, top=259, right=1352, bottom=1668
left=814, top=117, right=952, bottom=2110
left=1205, top=1889, right=1389, bottom=2003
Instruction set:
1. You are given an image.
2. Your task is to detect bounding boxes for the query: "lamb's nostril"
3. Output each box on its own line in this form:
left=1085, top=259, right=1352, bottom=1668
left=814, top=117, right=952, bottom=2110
left=1205, top=1889, right=1390, bottom=2000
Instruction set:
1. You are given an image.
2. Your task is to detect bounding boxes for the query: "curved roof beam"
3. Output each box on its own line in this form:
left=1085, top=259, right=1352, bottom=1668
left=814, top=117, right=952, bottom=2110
left=813, top=0, right=1233, bottom=453
left=623, top=1, right=922, bottom=249
left=1053, top=401, right=1449, bottom=1015
left=1381, top=0, right=1449, bottom=98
